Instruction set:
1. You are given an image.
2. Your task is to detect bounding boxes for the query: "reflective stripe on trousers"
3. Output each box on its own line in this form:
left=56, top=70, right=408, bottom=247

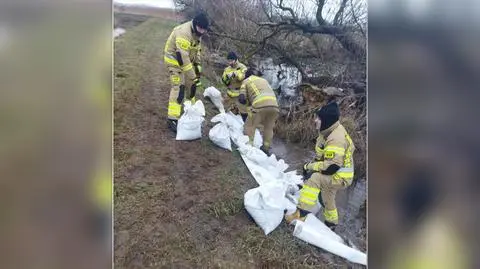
left=324, top=208, right=339, bottom=223
left=164, top=54, right=180, bottom=66
left=299, top=185, right=320, bottom=206
left=168, top=101, right=181, bottom=119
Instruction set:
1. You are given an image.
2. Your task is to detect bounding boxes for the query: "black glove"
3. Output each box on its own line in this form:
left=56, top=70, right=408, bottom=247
left=238, top=94, right=247, bottom=105
left=302, top=165, right=308, bottom=178
left=321, top=164, right=341, bottom=175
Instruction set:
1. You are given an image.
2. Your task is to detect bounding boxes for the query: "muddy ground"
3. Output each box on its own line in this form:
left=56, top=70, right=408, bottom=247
left=114, top=14, right=365, bottom=268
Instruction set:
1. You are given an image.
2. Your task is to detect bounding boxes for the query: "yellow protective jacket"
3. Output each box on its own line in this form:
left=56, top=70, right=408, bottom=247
left=164, top=20, right=202, bottom=81
left=239, top=75, right=278, bottom=109
left=308, top=121, right=355, bottom=180
left=222, top=61, right=248, bottom=97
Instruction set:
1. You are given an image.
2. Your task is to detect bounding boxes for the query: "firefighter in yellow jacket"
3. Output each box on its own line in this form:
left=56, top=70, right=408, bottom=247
left=164, top=13, right=208, bottom=132
left=238, top=69, right=279, bottom=155
left=221, top=51, right=248, bottom=120
left=285, top=102, right=355, bottom=230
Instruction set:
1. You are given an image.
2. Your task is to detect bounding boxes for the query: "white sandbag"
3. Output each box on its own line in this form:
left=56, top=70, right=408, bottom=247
left=176, top=100, right=205, bottom=140
left=293, top=216, right=367, bottom=265
left=253, top=129, right=263, bottom=148
left=244, top=183, right=287, bottom=235
left=209, top=113, right=232, bottom=151
left=275, top=159, right=288, bottom=172
left=225, top=112, right=244, bottom=131
left=203, top=86, right=225, bottom=113
left=283, top=171, right=303, bottom=186
left=285, top=197, right=298, bottom=215
left=245, top=146, right=272, bottom=167
left=240, top=153, right=277, bottom=186
left=223, top=112, right=262, bottom=149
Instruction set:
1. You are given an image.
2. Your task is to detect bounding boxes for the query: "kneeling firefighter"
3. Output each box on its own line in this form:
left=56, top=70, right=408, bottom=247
left=164, top=13, right=208, bottom=132
left=238, top=69, right=279, bottom=155
left=221, top=51, right=248, bottom=118
left=285, top=102, right=355, bottom=230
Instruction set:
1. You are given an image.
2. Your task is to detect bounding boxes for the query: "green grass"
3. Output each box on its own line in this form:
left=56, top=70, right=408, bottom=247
left=207, top=198, right=244, bottom=218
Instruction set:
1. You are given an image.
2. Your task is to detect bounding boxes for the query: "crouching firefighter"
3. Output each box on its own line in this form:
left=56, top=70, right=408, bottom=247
left=285, top=102, right=355, bottom=230
left=238, top=69, right=279, bottom=156
left=164, top=13, right=208, bottom=132
left=221, top=51, right=248, bottom=120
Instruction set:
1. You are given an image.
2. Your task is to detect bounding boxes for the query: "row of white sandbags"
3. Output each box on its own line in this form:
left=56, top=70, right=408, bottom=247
left=203, top=86, right=367, bottom=266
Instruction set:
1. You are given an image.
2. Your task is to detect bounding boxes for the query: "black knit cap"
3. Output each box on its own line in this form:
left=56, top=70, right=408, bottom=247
left=227, top=51, right=238, bottom=60
left=316, top=101, right=340, bottom=131
left=193, top=13, right=209, bottom=30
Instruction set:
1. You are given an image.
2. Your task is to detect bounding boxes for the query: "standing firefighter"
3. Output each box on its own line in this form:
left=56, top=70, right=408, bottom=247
left=221, top=51, right=248, bottom=120
left=238, top=69, right=279, bottom=155
left=285, top=102, right=355, bottom=230
left=164, top=13, right=209, bottom=132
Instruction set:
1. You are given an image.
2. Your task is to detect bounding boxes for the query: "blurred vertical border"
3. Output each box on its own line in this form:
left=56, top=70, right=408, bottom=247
left=368, top=0, right=480, bottom=268
left=0, top=0, right=112, bottom=268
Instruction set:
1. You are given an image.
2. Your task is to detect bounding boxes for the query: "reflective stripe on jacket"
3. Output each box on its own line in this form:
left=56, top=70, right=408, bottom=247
left=309, top=121, right=355, bottom=180
left=239, top=75, right=278, bottom=109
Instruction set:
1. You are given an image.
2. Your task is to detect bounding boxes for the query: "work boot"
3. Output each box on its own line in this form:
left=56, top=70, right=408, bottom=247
left=324, top=220, right=337, bottom=231
left=167, top=119, right=178, bottom=133
left=260, top=145, right=271, bottom=156
left=285, top=209, right=306, bottom=225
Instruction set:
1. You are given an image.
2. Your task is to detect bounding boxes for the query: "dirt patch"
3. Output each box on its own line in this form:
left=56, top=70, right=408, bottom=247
left=114, top=17, right=362, bottom=268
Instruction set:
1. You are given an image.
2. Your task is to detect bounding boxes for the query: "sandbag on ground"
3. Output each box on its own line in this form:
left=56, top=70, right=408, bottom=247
left=203, top=86, right=225, bottom=113
left=209, top=113, right=232, bottom=151
left=176, top=100, right=205, bottom=140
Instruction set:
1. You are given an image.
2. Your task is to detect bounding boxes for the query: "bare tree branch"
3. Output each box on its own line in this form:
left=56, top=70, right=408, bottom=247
left=257, top=17, right=365, bottom=57
left=260, top=0, right=274, bottom=22
left=278, top=0, right=297, bottom=21
left=316, top=0, right=326, bottom=25
left=349, top=0, right=366, bottom=37
left=334, top=0, right=348, bottom=25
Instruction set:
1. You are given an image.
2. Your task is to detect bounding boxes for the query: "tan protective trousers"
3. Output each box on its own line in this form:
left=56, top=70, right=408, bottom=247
left=244, top=106, right=279, bottom=149
left=298, top=173, right=350, bottom=224
left=167, top=66, right=196, bottom=120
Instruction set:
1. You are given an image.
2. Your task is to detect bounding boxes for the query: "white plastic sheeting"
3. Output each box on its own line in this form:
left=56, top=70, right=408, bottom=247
left=176, top=100, right=205, bottom=140
left=294, top=215, right=367, bottom=265
left=206, top=87, right=366, bottom=265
